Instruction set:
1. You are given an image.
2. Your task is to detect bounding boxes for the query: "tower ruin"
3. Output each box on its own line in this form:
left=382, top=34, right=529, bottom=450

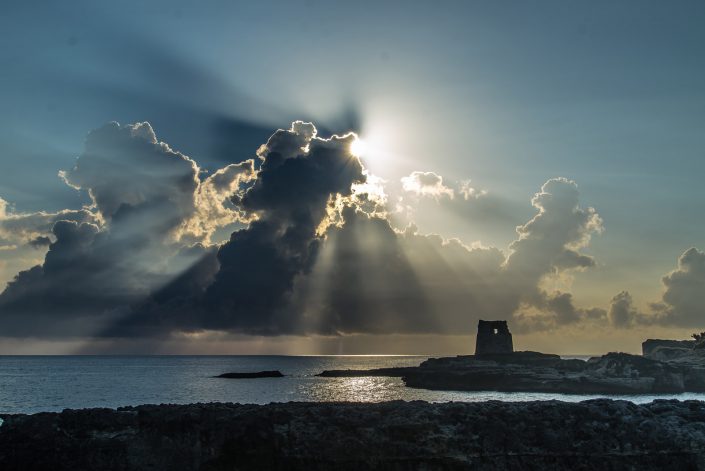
left=475, top=320, right=514, bottom=355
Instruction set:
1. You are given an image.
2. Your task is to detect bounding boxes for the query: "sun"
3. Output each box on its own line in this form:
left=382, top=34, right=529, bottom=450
left=350, top=137, right=368, bottom=158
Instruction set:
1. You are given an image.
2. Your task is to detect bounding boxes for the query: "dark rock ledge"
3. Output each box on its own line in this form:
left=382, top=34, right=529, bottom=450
left=3, top=400, right=705, bottom=470
left=316, top=367, right=414, bottom=377
left=215, top=371, right=284, bottom=379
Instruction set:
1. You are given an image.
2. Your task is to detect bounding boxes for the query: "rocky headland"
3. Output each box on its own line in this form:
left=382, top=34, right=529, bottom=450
left=3, top=400, right=705, bottom=470
left=320, top=350, right=705, bottom=394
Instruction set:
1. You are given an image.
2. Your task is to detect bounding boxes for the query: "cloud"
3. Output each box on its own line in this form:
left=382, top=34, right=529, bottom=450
left=586, top=248, right=705, bottom=330
left=104, top=121, right=366, bottom=336
left=608, top=291, right=638, bottom=328
left=501, top=178, right=603, bottom=328
left=401, top=171, right=454, bottom=199
left=296, top=207, right=508, bottom=335
left=59, top=121, right=201, bottom=234
left=506, top=178, right=602, bottom=279
left=394, top=171, right=528, bottom=247
left=646, top=247, right=705, bottom=327
left=1, top=121, right=608, bottom=339
left=178, top=160, right=256, bottom=244
left=0, top=122, right=247, bottom=333
left=198, top=122, right=366, bottom=332
left=294, top=176, right=602, bottom=336
left=0, top=196, right=97, bottom=246
left=0, top=197, right=99, bottom=291
left=28, top=236, right=52, bottom=248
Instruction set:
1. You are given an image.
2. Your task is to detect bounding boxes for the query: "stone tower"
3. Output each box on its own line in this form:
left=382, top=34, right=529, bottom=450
left=475, top=320, right=514, bottom=355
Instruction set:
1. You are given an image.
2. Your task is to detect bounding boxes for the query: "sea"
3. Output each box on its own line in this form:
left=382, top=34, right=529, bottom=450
left=1, top=355, right=704, bottom=415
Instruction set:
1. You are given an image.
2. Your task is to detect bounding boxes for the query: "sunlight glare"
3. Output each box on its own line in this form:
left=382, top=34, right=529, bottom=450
left=350, top=137, right=368, bottom=158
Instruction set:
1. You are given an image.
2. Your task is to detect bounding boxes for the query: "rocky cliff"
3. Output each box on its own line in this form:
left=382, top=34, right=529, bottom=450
left=2, top=400, right=705, bottom=470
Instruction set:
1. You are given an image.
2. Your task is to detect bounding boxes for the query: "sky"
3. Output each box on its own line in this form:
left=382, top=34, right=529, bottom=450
left=0, top=0, right=704, bottom=354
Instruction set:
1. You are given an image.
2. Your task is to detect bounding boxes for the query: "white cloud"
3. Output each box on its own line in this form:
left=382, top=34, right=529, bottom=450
left=401, top=171, right=454, bottom=199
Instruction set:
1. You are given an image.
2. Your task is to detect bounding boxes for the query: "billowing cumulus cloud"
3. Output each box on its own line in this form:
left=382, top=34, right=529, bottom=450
left=646, top=248, right=705, bottom=327
left=506, top=178, right=601, bottom=278
left=0, top=122, right=249, bottom=334
left=59, top=121, right=201, bottom=235
left=608, top=291, right=638, bottom=328
left=503, top=178, right=603, bottom=327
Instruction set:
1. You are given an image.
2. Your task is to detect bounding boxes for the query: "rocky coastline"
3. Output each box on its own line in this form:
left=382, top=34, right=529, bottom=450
left=3, top=400, right=705, bottom=470
left=320, top=350, right=705, bottom=394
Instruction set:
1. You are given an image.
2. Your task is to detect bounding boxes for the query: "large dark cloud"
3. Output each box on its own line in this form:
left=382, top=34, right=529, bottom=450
left=205, top=121, right=365, bottom=330
left=0, top=220, right=130, bottom=336
left=1, top=221, right=124, bottom=309
left=0, top=121, right=252, bottom=334
left=0, top=200, right=98, bottom=298
left=106, top=122, right=366, bottom=336
left=1, top=120, right=614, bottom=339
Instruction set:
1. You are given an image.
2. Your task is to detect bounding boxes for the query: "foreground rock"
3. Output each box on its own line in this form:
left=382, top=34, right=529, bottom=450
left=215, top=371, right=284, bottom=379
left=2, top=400, right=705, bottom=470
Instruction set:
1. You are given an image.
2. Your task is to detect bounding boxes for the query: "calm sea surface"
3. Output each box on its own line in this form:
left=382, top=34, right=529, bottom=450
left=1, top=355, right=704, bottom=414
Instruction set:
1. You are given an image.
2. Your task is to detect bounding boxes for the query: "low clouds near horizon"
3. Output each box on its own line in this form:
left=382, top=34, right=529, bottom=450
left=0, top=120, right=703, bottom=341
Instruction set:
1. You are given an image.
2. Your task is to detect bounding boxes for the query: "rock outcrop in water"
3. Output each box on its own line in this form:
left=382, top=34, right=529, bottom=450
left=316, top=367, right=413, bottom=377
left=216, top=371, right=284, bottom=379
left=2, top=400, right=705, bottom=470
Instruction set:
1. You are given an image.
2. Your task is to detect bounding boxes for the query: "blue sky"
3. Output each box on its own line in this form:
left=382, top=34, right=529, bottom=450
left=0, top=1, right=704, bottom=353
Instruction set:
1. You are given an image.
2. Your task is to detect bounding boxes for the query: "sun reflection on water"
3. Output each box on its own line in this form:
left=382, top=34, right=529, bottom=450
left=305, top=377, right=406, bottom=402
